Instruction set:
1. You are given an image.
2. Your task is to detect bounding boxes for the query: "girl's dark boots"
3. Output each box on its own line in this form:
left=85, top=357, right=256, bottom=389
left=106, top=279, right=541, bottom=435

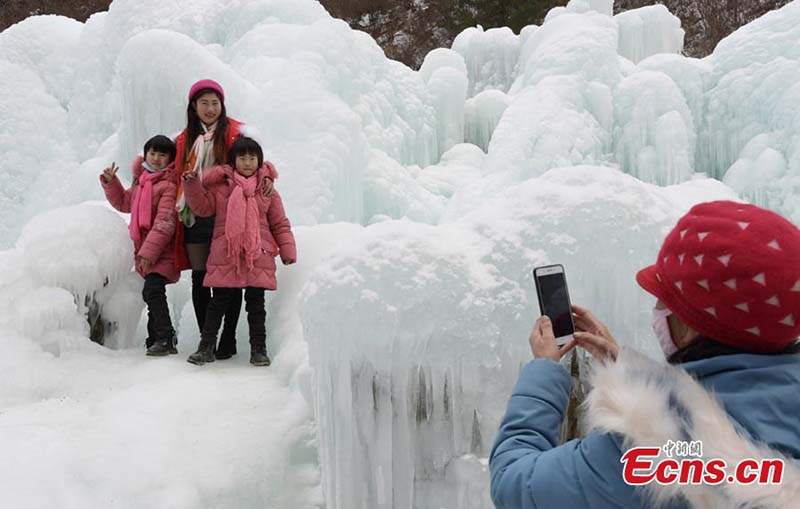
left=216, top=290, right=242, bottom=359
left=187, top=337, right=216, bottom=365
left=146, top=332, right=178, bottom=357
left=250, top=348, right=271, bottom=366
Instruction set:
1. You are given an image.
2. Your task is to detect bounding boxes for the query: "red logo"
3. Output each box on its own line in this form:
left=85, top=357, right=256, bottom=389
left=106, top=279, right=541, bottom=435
left=621, top=442, right=784, bottom=486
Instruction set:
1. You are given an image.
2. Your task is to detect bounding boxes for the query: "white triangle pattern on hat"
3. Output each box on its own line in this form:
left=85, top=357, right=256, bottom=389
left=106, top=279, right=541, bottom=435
left=697, top=279, right=710, bottom=291
left=704, top=307, right=717, bottom=317
left=753, top=273, right=766, bottom=286
left=675, top=281, right=683, bottom=292
left=765, top=295, right=780, bottom=307
left=738, top=222, right=750, bottom=230
left=734, top=302, right=750, bottom=313
left=745, top=326, right=761, bottom=336
left=694, top=254, right=704, bottom=266
left=792, top=280, right=800, bottom=292
left=680, top=229, right=688, bottom=240
left=718, top=255, right=732, bottom=267
left=767, top=239, right=781, bottom=251
left=724, top=279, right=737, bottom=290
left=656, top=273, right=662, bottom=282
left=678, top=254, right=685, bottom=265
left=698, top=232, right=710, bottom=241
left=780, top=314, right=795, bottom=327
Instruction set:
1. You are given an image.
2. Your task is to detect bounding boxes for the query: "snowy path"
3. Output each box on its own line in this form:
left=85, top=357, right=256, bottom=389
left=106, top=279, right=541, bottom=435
left=0, top=348, right=308, bottom=508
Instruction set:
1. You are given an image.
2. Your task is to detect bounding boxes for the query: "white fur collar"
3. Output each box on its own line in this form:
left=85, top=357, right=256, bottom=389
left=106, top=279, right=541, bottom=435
left=586, top=348, right=800, bottom=508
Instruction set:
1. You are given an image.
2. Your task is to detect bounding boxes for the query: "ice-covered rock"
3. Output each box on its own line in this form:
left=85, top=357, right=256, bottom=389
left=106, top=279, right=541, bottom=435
left=445, top=74, right=612, bottom=222
left=0, top=15, right=83, bottom=105
left=705, top=1, right=800, bottom=221
left=567, top=0, right=614, bottom=16
left=363, top=150, right=446, bottom=224
left=545, top=0, right=613, bottom=23
left=0, top=58, right=80, bottom=247
left=613, top=70, right=696, bottom=185
left=420, top=51, right=469, bottom=158
left=513, top=11, right=620, bottom=91
left=464, top=90, right=511, bottom=152
left=634, top=54, right=711, bottom=164
left=451, top=26, right=522, bottom=97
left=615, top=5, right=684, bottom=64
left=417, top=144, right=486, bottom=202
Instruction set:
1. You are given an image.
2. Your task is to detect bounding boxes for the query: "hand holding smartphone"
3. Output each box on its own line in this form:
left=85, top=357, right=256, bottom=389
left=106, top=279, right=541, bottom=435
left=533, top=264, right=575, bottom=346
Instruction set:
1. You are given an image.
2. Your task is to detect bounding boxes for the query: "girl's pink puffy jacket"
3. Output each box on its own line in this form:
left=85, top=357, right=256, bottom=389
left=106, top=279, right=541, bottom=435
left=100, top=157, right=179, bottom=283
left=183, top=164, right=296, bottom=290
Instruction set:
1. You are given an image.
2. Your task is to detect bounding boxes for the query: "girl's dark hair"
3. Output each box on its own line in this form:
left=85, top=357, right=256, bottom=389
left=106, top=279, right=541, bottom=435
left=228, top=136, right=263, bottom=169
left=143, top=135, right=176, bottom=162
left=668, top=336, right=800, bottom=364
left=183, top=88, right=228, bottom=167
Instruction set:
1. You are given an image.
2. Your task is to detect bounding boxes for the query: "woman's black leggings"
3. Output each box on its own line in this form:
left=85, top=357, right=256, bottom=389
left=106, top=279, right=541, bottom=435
left=191, top=270, right=241, bottom=353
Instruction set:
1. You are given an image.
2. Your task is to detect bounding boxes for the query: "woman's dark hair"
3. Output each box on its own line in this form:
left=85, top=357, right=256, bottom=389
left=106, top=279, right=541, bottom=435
left=143, top=135, right=176, bottom=162
left=183, top=88, right=228, bottom=167
left=228, top=136, right=263, bottom=169
left=668, top=336, right=800, bottom=364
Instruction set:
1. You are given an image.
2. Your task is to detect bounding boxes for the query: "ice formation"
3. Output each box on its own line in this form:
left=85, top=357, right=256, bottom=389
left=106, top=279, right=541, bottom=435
left=304, top=168, right=736, bottom=508
left=615, top=5, right=684, bottom=64
left=1, top=0, right=798, bottom=507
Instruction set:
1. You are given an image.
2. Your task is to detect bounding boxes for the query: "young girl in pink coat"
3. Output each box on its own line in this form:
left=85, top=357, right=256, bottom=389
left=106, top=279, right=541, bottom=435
left=182, top=136, right=296, bottom=366
left=100, top=135, right=179, bottom=356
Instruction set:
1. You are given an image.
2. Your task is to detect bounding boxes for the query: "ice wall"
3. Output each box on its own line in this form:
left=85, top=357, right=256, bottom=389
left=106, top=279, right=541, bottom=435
left=303, top=168, right=738, bottom=509
left=704, top=1, right=800, bottom=224
left=0, top=0, right=452, bottom=242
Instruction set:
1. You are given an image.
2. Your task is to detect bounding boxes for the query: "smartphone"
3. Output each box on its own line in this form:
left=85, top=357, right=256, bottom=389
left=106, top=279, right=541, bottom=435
left=533, top=264, right=575, bottom=346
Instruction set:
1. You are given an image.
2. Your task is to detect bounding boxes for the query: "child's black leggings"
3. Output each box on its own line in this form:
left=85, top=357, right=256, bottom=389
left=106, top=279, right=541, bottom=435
left=143, top=273, right=175, bottom=347
left=201, top=287, right=266, bottom=350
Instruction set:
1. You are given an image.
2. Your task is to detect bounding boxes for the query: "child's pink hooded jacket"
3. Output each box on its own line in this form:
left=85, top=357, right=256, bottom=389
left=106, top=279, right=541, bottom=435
left=101, top=156, right=179, bottom=283
left=183, top=164, right=295, bottom=290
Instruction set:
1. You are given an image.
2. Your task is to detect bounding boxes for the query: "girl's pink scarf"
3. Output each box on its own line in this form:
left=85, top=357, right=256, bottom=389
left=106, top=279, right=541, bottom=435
left=226, top=172, right=261, bottom=273
left=129, top=170, right=161, bottom=241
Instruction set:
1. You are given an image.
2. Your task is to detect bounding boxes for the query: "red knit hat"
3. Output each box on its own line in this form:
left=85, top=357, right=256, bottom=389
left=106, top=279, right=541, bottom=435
left=637, top=201, right=800, bottom=353
left=188, top=79, right=225, bottom=103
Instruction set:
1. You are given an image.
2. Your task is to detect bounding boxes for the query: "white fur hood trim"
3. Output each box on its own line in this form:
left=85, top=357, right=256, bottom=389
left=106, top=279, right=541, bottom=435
left=586, top=348, right=800, bottom=509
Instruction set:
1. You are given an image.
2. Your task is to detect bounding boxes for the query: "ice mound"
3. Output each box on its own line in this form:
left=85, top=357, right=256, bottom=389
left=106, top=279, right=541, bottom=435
left=1, top=204, right=142, bottom=354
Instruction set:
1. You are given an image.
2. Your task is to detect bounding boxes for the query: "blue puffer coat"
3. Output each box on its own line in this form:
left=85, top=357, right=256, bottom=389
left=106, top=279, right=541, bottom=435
left=489, top=349, right=800, bottom=509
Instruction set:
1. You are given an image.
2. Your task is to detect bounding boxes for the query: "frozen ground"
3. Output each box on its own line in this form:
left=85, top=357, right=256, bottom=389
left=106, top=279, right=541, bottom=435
left=1, top=0, right=798, bottom=507
left=0, top=347, right=320, bottom=508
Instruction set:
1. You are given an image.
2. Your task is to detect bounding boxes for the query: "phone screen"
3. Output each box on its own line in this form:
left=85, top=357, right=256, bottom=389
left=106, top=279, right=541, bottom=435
left=536, top=270, right=574, bottom=339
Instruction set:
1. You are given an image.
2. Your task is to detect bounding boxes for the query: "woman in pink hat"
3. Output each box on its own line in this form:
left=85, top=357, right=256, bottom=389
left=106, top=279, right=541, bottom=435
left=173, top=79, right=276, bottom=360
left=490, top=201, right=800, bottom=509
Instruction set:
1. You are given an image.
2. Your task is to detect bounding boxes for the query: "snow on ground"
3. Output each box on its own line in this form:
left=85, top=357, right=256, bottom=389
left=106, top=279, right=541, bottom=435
left=0, top=347, right=320, bottom=509
left=1, top=0, right=799, bottom=507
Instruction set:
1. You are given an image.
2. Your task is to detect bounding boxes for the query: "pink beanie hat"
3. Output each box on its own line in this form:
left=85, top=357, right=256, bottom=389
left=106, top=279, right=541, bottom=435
left=188, top=79, right=225, bottom=103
